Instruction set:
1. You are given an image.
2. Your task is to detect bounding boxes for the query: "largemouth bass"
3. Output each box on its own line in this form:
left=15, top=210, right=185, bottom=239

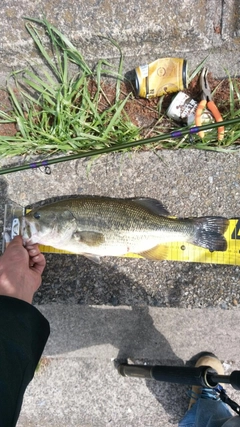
left=21, top=196, right=229, bottom=262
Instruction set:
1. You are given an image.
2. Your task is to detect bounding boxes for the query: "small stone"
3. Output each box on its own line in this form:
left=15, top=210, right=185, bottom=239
left=232, top=298, right=238, bottom=306
left=209, top=176, right=213, bottom=184
left=220, top=302, right=227, bottom=309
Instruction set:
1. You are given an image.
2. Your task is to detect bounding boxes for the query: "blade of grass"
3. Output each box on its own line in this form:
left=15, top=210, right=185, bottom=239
left=35, top=17, right=92, bottom=75
left=0, top=111, right=16, bottom=122
left=100, top=37, right=124, bottom=103
left=188, top=56, right=209, bottom=83
left=101, top=96, right=131, bottom=139
left=233, top=80, right=240, bottom=102
left=22, top=70, right=57, bottom=95
left=229, top=75, right=235, bottom=117
left=6, top=83, right=25, bottom=117
left=25, top=22, right=61, bottom=80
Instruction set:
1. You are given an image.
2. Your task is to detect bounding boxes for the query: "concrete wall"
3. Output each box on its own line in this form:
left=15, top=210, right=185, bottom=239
left=0, top=0, right=240, bottom=85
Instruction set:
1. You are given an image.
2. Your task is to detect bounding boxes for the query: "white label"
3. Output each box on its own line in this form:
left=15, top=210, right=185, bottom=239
left=11, top=218, right=20, bottom=239
left=139, top=64, right=149, bottom=78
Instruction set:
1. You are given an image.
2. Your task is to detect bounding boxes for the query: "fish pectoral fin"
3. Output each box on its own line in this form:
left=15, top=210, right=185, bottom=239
left=61, top=210, right=75, bottom=220
left=81, top=253, right=101, bottom=264
left=73, top=230, right=105, bottom=247
left=139, top=244, right=168, bottom=261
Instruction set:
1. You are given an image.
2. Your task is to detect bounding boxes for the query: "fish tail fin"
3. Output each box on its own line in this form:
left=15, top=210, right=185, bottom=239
left=190, top=216, right=229, bottom=251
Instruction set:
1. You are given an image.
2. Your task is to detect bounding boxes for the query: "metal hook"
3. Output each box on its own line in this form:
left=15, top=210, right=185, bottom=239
left=37, top=165, right=51, bottom=175
left=44, top=166, right=51, bottom=175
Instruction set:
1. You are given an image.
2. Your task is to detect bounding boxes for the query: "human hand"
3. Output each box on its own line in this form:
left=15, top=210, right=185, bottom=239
left=0, top=235, right=46, bottom=304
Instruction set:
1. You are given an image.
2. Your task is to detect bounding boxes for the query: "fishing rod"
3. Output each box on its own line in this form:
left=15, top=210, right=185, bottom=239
left=0, top=117, right=239, bottom=175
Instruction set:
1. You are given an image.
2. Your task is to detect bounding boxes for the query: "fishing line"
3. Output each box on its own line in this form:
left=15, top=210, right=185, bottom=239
left=0, top=117, right=239, bottom=175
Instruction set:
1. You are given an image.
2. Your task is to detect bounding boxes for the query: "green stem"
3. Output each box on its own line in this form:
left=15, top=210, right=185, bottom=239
left=0, top=117, right=239, bottom=175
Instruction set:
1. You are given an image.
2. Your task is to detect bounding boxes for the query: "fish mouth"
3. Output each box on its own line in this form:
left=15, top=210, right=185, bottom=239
left=21, top=217, right=39, bottom=245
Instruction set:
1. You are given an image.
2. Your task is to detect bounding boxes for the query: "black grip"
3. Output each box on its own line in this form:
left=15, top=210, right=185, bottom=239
left=230, top=371, right=240, bottom=390
left=118, top=364, right=210, bottom=387
left=151, top=365, right=209, bottom=386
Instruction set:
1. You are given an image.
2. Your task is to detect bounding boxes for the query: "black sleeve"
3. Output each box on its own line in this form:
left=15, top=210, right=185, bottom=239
left=0, top=295, right=50, bottom=426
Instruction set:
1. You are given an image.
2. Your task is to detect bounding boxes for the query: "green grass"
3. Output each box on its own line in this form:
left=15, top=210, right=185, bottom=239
left=0, top=17, right=239, bottom=158
left=0, top=17, right=140, bottom=157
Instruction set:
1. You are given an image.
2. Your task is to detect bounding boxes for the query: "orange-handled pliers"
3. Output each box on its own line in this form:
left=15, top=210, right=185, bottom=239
left=195, top=67, right=224, bottom=141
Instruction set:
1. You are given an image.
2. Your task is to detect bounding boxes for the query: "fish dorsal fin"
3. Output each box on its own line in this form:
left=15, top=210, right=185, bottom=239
left=73, top=231, right=105, bottom=246
left=139, top=244, right=168, bottom=261
left=130, top=198, right=170, bottom=216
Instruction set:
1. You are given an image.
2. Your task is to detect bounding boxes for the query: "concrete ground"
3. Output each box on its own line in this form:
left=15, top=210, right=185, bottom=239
left=0, top=0, right=240, bottom=426
left=17, top=306, right=240, bottom=427
left=0, top=150, right=238, bottom=426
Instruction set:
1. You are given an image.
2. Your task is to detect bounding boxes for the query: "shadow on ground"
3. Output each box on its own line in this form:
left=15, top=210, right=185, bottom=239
left=42, top=301, right=188, bottom=421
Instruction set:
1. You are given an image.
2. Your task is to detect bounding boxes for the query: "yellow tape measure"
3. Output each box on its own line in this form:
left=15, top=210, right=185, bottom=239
left=38, top=218, right=240, bottom=266
left=163, top=218, right=240, bottom=265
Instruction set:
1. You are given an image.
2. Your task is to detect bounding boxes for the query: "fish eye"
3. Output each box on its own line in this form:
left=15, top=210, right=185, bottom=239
left=33, top=212, right=41, bottom=220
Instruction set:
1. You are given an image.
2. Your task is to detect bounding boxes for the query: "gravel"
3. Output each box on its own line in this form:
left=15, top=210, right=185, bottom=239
left=0, top=149, right=239, bottom=309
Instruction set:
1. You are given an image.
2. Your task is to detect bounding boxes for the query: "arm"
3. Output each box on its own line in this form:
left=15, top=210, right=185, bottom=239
left=0, top=236, right=50, bottom=426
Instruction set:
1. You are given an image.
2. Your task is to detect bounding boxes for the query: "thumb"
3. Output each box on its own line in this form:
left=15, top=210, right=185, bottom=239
left=8, top=235, right=24, bottom=248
